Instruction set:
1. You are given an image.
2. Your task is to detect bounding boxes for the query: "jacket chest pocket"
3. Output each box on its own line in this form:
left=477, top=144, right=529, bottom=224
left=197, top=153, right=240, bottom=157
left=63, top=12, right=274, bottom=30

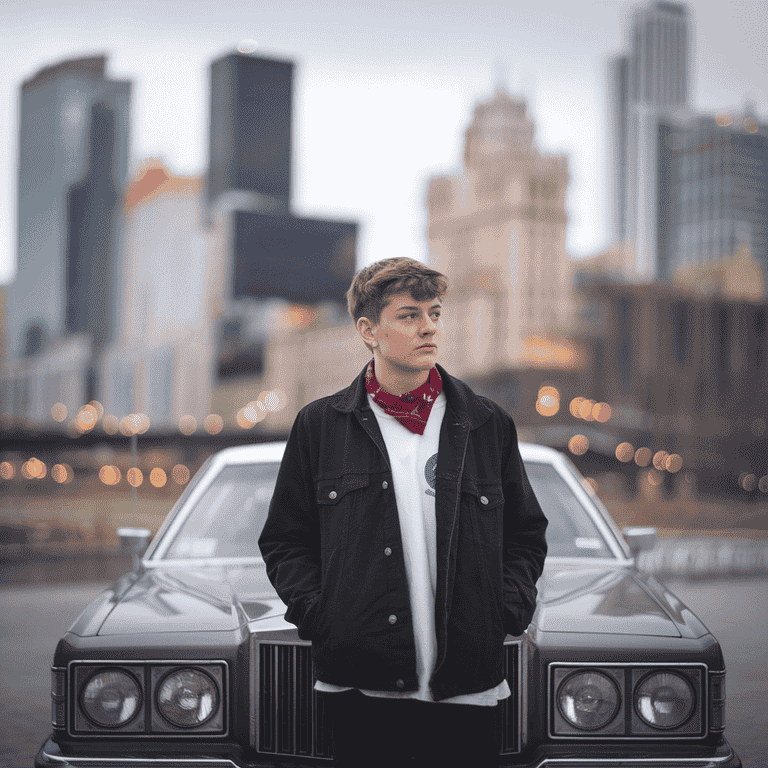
left=316, top=473, right=370, bottom=551
left=459, top=480, right=504, bottom=547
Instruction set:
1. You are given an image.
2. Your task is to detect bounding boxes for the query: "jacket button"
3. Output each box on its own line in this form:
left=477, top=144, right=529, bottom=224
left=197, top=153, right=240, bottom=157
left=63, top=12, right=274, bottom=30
left=480, top=495, right=489, bottom=505
left=396, top=679, right=405, bottom=689
left=382, top=481, right=388, bottom=489
left=384, top=547, right=392, bottom=556
left=329, top=491, right=337, bottom=499
left=388, top=614, right=397, bottom=624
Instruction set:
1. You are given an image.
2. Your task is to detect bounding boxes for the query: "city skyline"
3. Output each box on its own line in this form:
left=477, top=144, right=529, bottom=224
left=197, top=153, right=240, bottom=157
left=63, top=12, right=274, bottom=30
left=1, top=0, right=766, bottom=286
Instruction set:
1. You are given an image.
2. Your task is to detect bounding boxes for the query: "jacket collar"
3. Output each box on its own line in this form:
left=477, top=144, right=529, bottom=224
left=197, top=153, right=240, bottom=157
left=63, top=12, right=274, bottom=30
left=331, top=361, right=493, bottom=430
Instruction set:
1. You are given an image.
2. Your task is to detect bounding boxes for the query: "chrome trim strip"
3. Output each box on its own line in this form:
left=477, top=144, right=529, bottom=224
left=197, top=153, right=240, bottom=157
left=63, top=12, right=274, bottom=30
left=143, top=557, right=266, bottom=568
left=548, top=661, right=708, bottom=740
left=40, top=749, right=237, bottom=765
left=38, top=743, right=737, bottom=767
left=67, top=659, right=228, bottom=738
left=501, top=636, right=525, bottom=754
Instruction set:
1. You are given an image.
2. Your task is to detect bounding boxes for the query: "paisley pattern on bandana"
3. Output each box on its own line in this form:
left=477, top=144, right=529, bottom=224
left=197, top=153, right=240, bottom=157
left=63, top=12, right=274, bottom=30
left=364, top=360, right=443, bottom=435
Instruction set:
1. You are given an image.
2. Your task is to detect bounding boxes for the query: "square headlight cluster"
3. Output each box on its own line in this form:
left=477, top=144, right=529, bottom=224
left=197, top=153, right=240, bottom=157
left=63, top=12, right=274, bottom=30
left=66, top=661, right=227, bottom=737
left=550, top=663, right=706, bottom=738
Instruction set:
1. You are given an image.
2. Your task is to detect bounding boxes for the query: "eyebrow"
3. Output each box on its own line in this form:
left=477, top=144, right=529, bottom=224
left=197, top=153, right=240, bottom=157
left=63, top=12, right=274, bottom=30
left=396, top=303, right=442, bottom=312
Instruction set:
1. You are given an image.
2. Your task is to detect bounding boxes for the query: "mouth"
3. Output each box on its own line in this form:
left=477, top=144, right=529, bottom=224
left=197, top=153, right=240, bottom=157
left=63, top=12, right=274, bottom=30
left=417, top=344, right=437, bottom=350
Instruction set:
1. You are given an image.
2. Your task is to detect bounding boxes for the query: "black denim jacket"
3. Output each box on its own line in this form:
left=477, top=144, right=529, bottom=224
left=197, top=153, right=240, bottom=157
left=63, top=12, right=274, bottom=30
left=258, top=362, right=548, bottom=702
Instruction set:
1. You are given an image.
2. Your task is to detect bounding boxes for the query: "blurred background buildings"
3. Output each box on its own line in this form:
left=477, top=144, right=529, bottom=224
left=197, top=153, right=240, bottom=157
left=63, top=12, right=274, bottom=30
left=0, top=0, right=766, bottom=542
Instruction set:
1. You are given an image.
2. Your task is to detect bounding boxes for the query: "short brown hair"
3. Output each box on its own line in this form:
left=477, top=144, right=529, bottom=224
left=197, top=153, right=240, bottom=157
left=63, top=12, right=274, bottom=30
left=346, top=257, right=448, bottom=328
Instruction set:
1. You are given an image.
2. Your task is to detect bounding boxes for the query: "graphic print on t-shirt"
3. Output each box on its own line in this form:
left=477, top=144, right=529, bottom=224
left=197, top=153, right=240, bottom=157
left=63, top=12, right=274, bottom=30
left=424, top=453, right=437, bottom=497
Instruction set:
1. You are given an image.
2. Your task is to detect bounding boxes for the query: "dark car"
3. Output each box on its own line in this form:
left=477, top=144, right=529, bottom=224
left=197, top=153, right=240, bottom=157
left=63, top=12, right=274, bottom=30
left=36, top=441, right=741, bottom=767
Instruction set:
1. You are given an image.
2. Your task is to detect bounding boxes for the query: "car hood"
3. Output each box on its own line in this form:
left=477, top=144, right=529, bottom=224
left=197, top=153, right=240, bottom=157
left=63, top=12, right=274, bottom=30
left=535, top=562, right=707, bottom=638
left=91, top=564, right=284, bottom=636
left=86, top=560, right=705, bottom=639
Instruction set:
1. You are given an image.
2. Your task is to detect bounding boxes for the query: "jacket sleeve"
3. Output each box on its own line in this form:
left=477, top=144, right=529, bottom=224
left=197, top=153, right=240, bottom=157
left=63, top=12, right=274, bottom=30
left=258, top=409, right=322, bottom=640
left=500, top=415, right=548, bottom=636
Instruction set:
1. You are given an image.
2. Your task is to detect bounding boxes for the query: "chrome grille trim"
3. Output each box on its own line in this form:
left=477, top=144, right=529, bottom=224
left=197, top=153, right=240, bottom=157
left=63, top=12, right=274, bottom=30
left=501, top=637, right=525, bottom=754
left=252, top=640, right=332, bottom=759
left=251, top=637, right=525, bottom=758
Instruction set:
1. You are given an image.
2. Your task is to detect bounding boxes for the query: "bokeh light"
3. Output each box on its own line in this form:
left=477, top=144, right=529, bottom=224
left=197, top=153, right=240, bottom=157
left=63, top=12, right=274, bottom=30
left=569, top=397, right=585, bottom=418
left=76, top=404, right=98, bottom=432
left=127, top=467, right=144, bottom=487
left=758, top=476, right=768, bottom=493
left=652, top=450, right=669, bottom=471
left=578, top=399, right=596, bottom=421
left=665, top=453, right=683, bottom=473
left=237, top=39, right=259, bottom=54
left=615, top=442, right=635, bottom=462
left=236, top=408, right=255, bottom=429
left=51, top=402, right=68, bottom=422
left=0, top=461, right=15, bottom=480
left=715, top=113, right=732, bottom=127
left=634, top=447, right=652, bottom=467
left=89, top=400, right=105, bottom=419
left=741, top=473, right=757, bottom=492
left=149, top=467, right=167, bottom=488
left=51, top=464, right=68, bottom=484
left=204, top=414, right=224, bottom=434
left=22, top=457, right=46, bottom=479
left=103, top=414, right=119, bottom=435
left=134, top=413, right=151, bottom=434
left=172, top=464, right=191, bottom=485
left=583, top=477, right=598, bottom=495
left=646, top=469, right=664, bottom=486
left=592, top=402, right=612, bottom=423
left=119, top=416, right=135, bottom=436
left=179, top=415, right=197, bottom=436
left=535, top=385, right=560, bottom=417
left=568, top=434, right=589, bottom=456
left=99, top=465, right=121, bottom=485
left=744, top=117, right=759, bottom=134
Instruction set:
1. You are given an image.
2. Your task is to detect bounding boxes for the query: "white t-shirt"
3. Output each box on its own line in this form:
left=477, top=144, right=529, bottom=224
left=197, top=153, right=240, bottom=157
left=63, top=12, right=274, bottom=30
left=315, top=390, right=510, bottom=706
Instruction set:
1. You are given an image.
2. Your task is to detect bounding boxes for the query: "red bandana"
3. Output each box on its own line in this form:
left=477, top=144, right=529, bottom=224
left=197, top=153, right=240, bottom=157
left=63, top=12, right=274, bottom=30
left=364, top=360, right=443, bottom=435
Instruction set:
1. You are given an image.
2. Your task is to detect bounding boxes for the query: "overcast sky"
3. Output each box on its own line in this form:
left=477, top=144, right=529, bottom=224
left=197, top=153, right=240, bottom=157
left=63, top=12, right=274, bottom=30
left=1, top=0, right=766, bottom=285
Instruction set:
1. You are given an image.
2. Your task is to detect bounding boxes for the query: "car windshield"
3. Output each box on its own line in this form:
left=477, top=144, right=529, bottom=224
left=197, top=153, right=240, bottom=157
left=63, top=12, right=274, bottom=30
left=159, top=459, right=613, bottom=561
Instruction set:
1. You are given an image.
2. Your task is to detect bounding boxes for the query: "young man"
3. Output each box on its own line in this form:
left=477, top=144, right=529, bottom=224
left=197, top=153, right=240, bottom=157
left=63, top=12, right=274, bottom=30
left=258, top=257, right=548, bottom=768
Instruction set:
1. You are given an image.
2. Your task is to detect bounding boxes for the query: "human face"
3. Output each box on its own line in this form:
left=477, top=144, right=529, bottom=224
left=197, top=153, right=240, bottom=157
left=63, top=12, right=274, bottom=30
left=361, top=293, right=443, bottom=390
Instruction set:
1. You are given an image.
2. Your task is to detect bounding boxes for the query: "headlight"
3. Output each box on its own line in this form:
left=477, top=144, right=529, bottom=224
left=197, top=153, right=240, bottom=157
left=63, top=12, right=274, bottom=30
left=557, top=670, right=620, bottom=730
left=156, top=668, right=220, bottom=727
left=634, top=671, right=695, bottom=729
left=81, top=669, right=142, bottom=727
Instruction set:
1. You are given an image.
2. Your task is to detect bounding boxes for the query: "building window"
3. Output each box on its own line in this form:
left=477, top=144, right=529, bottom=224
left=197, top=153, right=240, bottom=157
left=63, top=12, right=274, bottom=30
left=671, top=301, right=690, bottom=365
left=753, top=309, right=767, bottom=370
left=714, top=305, right=731, bottom=395
left=618, top=297, right=632, bottom=396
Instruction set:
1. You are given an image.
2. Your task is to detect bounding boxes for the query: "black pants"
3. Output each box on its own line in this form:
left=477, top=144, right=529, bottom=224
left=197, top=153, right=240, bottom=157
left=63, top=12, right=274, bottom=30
left=321, top=689, right=499, bottom=768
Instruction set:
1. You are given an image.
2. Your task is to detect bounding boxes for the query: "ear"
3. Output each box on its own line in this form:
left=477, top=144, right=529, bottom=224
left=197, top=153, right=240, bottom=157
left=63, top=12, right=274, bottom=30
left=356, top=317, right=378, bottom=348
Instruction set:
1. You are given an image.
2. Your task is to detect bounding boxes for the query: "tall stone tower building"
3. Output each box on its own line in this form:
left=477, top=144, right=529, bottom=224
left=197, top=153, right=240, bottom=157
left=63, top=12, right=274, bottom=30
left=426, top=88, right=572, bottom=378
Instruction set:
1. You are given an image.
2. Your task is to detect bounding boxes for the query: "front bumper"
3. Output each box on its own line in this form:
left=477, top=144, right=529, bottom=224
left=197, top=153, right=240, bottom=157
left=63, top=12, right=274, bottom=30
left=35, top=737, right=742, bottom=768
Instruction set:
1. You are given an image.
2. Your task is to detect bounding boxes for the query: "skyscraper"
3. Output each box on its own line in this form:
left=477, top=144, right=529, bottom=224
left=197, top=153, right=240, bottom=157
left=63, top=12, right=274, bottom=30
left=609, top=1, right=691, bottom=279
left=207, top=53, right=294, bottom=210
left=658, top=110, right=768, bottom=282
left=2, top=55, right=130, bottom=424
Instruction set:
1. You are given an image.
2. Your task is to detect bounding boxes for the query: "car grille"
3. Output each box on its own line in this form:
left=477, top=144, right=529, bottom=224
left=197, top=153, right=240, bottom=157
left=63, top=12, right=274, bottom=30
left=252, top=638, right=524, bottom=758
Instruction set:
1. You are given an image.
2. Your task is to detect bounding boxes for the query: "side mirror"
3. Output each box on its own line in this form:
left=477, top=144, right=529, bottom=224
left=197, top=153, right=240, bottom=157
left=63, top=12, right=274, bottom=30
left=117, top=527, right=153, bottom=571
left=622, top=526, right=657, bottom=558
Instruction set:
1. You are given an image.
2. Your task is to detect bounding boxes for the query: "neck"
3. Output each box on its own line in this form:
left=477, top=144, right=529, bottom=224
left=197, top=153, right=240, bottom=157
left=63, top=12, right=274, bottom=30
left=373, top=356, right=431, bottom=396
